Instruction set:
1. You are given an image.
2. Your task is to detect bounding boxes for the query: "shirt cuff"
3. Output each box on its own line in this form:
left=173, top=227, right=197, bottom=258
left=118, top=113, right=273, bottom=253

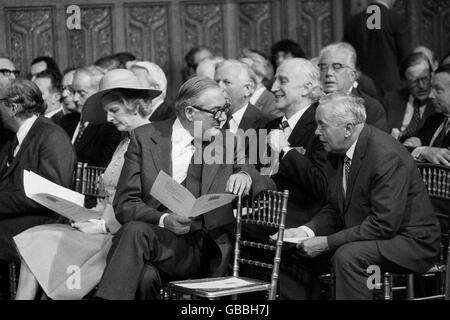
left=158, top=213, right=169, bottom=228
left=299, top=225, right=315, bottom=238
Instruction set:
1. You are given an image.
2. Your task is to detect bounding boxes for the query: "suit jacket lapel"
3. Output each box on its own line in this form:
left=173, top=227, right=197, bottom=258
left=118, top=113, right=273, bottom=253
left=149, top=120, right=173, bottom=177
left=344, top=125, right=370, bottom=211
left=288, top=103, right=316, bottom=146
left=238, top=104, right=258, bottom=131
left=201, top=138, right=223, bottom=195
left=75, top=124, right=98, bottom=152
left=3, top=117, right=41, bottom=177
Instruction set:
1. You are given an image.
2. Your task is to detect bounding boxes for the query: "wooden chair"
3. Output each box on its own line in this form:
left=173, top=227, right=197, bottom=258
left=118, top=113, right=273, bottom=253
left=167, top=190, right=289, bottom=300
left=381, top=163, right=450, bottom=300
left=73, top=162, right=107, bottom=199
left=8, top=162, right=106, bottom=299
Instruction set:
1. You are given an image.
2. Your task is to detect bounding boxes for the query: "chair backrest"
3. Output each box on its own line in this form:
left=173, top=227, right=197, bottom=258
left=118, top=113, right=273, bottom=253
left=417, top=163, right=450, bottom=297
left=233, top=189, right=288, bottom=300
left=418, top=163, right=450, bottom=201
left=73, top=162, right=106, bottom=198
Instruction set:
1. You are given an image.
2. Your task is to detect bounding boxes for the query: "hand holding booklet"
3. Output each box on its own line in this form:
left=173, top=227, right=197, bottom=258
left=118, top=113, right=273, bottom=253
left=23, top=170, right=102, bottom=222
left=150, top=170, right=237, bottom=218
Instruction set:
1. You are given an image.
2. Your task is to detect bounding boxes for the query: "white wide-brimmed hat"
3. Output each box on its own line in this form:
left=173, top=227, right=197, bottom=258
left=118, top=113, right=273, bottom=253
left=82, top=68, right=161, bottom=124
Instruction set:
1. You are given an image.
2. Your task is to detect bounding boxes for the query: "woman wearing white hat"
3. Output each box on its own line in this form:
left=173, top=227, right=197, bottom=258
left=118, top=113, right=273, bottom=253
left=13, top=69, right=161, bottom=300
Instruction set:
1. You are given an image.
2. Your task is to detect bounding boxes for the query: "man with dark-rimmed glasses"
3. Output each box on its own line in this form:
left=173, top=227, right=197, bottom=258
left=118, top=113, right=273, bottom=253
left=0, top=57, right=19, bottom=145
left=318, top=42, right=389, bottom=132
left=94, top=76, right=275, bottom=300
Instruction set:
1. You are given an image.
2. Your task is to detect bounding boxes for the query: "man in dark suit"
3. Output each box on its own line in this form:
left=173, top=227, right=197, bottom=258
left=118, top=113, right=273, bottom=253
left=215, top=59, right=270, bottom=133
left=128, top=61, right=175, bottom=122
left=343, top=0, right=410, bottom=96
left=385, top=52, right=435, bottom=141
left=94, top=76, right=275, bottom=300
left=318, top=42, right=389, bottom=132
left=0, top=79, right=76, bottom=261
left=266, top=58, right=328, bottom=228
left=58, top=66, right=121, bottom=168
left=279, top=93, right=440, bottom=299
left=33, top=70, right=65, bottom=123
left=0, top=57, right=17, bottom=146
left=404, top=64, right=450, bottom=166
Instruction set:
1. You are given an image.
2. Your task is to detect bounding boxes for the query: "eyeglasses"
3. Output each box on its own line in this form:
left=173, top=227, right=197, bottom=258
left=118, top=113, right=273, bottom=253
left=0, top=69, right=20, bottom=77
left=189, top=102, right=230, bottom=119
left=0, top=98, right=10, bottom=107
left=408, top=75, right=431, bottom=87
left=317, top=63, right=353, bottom=72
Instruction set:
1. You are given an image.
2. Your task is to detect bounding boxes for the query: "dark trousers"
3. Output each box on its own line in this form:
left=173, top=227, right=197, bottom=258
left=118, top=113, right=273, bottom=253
left=95, top=221, right=205, bottom=300
left=0, top=215, right=53, bottom=261
left=279, top=241, right=411, bottom=300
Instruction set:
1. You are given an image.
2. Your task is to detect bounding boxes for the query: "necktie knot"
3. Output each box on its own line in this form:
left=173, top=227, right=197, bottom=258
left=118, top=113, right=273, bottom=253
left=279, top=120, right=289, bottom=131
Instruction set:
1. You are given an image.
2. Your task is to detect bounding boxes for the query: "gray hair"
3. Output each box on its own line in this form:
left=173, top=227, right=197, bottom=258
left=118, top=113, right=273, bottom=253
left=74, top=65, right=105, bottom=91
left=320, top=42, right=357, bottom=69
left=285, top=58, right=324, bottom=102
left=319, top=92, right=366, bottom=125
left=240, top=49, right=274, bottom=85
left=127, top=61, right=167, bottom=98
left=215, top=59, right=258, bottom=89
left=175, top=76, right=221, bottom=120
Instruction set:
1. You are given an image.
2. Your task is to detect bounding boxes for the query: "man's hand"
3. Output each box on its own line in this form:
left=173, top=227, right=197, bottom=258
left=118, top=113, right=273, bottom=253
left=226, top=172, right=252, bottom=196
left=420, top=147, right=450, bottom=166
left=403, top=137, right=422, bottom=148
left=267, top=129, right=289, bottom=153
left=283, top=228, right=308, bottom=238
left=164, top=213, right=192, bottom=235
left=297, top=236, right=329, bottom=258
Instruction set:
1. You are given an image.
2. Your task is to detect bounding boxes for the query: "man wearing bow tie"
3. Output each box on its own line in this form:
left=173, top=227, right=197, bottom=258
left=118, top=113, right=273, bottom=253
left=266, top=58, right=328, bottom=228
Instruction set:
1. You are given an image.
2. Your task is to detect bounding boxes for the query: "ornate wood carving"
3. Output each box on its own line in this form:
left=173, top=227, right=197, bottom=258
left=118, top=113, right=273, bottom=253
left=182, top=3, right=223, bottom=56
left=422, top=0, right=450, bottom=60
left=298, top=0, right=333, bottom=58
left=125, top=4, right=169, bottom=72
left=238, top=1, right=273, bottom=55
left=4, top=7, right=55, bottom=74
left=66, top=6, right=113, bottom=68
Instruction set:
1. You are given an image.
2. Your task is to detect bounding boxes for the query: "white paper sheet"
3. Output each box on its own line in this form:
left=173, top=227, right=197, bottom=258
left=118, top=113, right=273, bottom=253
left=23, top=170, right=101, bottom=222
left=150, top=170, right=237, bottom=218
left=176, top=277, right=253, bottom=290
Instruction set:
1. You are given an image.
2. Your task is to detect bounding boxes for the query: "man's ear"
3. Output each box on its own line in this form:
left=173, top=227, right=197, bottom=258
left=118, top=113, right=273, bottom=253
left=185, top=106, right=195, bottom=121
left=301, top=82, right=312, bottom=97
left=243, top=81, right=255, bottom=98
left=344, top=123, right=354, bottom=139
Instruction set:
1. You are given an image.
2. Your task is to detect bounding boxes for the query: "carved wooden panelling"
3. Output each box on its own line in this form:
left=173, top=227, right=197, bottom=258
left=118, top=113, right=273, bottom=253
left=4, top=7, right=55, bottom=74
left=124, top=4, right=170, bottom=72
left=298, top=0, right=333, bottom=58
left=66, top=6, right=113, bottom=68
left=238, top=1, right=273, bottom=55
left=182, top=2, right=224, bottom=56
left=422, top=0, right=450, bottom=59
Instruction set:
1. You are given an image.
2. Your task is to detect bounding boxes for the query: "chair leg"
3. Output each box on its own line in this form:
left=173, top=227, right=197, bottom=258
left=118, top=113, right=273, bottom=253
left=406, top=274, right=415, bottom=299
left=9, top=262, right=18, bottom=300
left=383, top=273, right=393, bottom=300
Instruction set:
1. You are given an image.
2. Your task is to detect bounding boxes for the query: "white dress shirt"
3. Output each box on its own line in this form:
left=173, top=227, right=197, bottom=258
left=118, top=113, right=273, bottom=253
left=71, top=119, right=89, bottom=144
left=299, top=137, right=358, bottom=238
left=14, top=115, right=38, bottom=157
left=44, top=107, right=63, bottom=119
left=159, top=118, right=195, bottom=227
left=229, top=103, right=249, bottom=134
